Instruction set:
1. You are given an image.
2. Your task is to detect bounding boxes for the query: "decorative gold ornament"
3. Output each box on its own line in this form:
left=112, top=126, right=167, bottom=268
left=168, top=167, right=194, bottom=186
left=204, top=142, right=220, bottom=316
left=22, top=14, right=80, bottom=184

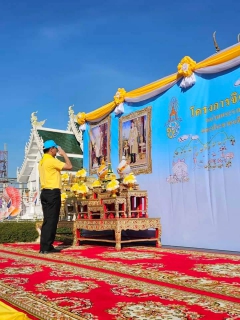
left=97, top=158, right=108, bottom=180
left=70, top=183, right=79, bottom=193
left=61, top=173, right=69, bottom=182
left=105, top=162, right=115, bottom=181
left=76, top=168, right=87, bottom=184
left=92, top=179, right=101, bottom=188
left=177, top=56, right=196, bottom=77
left=123, top=172, right=137, bottom=190
left=76, top=183, right=89, bottom=198
left=76, top=168, right=87, bottom=178
left=106, top=179, right=119, bottom=197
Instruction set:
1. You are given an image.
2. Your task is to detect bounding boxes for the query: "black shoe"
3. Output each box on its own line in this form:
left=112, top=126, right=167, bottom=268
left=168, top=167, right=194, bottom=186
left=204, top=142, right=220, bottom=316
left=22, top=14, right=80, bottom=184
left=39, top=248, right=61, bottom=254
left=50, top=247, right=61, bottom=253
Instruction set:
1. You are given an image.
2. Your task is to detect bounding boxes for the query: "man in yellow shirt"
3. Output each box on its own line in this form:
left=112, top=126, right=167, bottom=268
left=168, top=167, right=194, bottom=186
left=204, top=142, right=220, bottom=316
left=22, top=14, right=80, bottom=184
left=38, top=140, right=72, bottom=254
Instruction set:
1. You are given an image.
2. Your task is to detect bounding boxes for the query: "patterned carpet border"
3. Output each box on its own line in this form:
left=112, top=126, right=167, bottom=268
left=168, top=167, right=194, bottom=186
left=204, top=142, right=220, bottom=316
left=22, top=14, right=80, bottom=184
left=0, top=245, right=239, bottom=301
left=0, top=250, right=240, bottom=319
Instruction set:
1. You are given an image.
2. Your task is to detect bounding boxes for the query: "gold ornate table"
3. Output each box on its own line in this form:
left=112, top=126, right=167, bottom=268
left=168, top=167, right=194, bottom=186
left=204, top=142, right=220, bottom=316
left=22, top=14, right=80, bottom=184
left=74, top=218, right=161, bottom=250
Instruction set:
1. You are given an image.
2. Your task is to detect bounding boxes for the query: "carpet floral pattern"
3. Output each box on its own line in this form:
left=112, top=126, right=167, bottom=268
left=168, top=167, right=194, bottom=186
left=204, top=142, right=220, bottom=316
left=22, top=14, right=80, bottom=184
left=0, top=243, right=239, bottom=319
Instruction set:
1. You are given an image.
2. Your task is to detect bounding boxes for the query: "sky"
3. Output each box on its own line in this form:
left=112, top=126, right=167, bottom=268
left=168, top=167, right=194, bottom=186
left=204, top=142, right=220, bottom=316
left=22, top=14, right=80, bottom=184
left=0, top=0, right=239, bottom=178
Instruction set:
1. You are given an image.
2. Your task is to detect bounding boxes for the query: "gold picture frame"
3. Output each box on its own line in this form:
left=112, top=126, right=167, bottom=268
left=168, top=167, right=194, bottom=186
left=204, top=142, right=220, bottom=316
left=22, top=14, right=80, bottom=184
left=119, top=106, right=152, bottom=175
left=89, top=116, right=111, bottom=175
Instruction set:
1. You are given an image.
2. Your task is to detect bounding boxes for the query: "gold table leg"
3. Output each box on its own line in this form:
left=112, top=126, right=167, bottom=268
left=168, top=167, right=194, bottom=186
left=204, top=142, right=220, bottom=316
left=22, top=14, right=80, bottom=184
left=115, top=223, right=121, bottom=251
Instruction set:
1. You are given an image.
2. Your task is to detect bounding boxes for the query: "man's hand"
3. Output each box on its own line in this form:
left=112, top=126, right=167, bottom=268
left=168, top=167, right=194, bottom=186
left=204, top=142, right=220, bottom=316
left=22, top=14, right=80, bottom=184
left=57, top=146, right=66, bottom=156
left=57, top=147, right=72, bottom=170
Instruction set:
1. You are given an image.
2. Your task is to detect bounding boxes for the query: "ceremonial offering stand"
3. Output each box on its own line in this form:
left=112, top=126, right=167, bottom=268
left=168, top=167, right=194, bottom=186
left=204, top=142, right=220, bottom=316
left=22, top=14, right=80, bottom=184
left=58, top=173, right=162, bottom=250
left=120, top=189, right=148, bottom=218
left=102, top=196, right=127, bottom=218
left=77, top=199, right=105, bottom=219
left=72, top=184, right=161, bottom=250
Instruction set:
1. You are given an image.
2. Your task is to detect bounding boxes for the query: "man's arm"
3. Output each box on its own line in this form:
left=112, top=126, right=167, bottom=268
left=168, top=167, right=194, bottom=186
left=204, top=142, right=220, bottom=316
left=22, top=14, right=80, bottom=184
left=57, top=147, right=73, bottom=170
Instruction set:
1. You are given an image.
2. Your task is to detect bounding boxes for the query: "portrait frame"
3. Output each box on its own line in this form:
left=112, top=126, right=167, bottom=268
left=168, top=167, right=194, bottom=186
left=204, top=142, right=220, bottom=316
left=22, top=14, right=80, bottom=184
left=119, top=106, right=152, bottom=175
left=89, top=116, right=111, bottom=175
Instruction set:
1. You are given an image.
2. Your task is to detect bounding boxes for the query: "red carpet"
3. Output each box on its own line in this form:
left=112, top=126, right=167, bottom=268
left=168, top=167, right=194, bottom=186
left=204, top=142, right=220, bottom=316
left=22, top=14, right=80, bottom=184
left=0, top=243, right=240, bottom=319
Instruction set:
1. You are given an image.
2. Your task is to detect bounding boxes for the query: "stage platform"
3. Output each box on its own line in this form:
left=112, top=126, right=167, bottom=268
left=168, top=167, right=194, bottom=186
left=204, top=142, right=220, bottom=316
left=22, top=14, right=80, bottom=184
left=56, top=218, right=161, bottom=250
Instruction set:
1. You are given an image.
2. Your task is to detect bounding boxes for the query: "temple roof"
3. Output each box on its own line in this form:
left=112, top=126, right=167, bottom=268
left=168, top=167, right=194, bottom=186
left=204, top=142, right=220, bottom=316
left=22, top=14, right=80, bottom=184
left=57, top=156, right=83, bottom=171
left=37, top=128, right=83, bottom=155
left=17, top=106, right=83, bottom=183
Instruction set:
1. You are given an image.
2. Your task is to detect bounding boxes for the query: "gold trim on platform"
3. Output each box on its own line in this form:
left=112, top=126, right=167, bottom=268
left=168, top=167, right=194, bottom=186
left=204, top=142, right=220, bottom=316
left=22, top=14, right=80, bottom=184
left=75, top=218, right=161, bottom=251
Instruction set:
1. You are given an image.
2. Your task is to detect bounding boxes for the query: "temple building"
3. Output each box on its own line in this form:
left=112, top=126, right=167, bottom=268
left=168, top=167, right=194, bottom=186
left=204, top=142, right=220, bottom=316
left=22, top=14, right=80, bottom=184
left=17, top=106, right=83, bottom=219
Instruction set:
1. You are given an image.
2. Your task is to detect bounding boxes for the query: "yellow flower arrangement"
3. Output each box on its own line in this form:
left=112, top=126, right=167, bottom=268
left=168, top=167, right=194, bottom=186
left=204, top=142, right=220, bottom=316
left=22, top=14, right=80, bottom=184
left=106, top=179, right=119, bottom=192
left=76, top=168, right=87, bottom=178
left=70, top=183, right=80, bottom=193
left=61, top=173, right=69, bottom=181
left=76, top=112, right=87, bottom=125
left=92, top=179, right=101, bottom=188
left=123, top=173, right=137, bottom=185
left=114, top=88, right=126, bottom=105
left=177, top=56, right=196, bottom=78
left=61, top=192, right=68, bottom=201
left=77, top=183, right=89, bottom=195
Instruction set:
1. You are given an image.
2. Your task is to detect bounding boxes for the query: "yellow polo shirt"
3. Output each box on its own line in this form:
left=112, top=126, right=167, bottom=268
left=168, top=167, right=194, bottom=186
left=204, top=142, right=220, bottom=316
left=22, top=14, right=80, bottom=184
left=38, top=154, right=65, bottom=189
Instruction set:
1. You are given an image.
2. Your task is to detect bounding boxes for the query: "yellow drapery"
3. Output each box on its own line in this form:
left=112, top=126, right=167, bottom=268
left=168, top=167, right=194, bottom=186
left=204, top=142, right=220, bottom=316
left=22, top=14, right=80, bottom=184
left=84, top=101, right=116, bottom=122
left=0, top=301, right=30, bottom=320
left=126, top=73, right=179, bottom=98
left=196, top=44, right=240, bottom=69
left=80, top=43, right=240, bottom=123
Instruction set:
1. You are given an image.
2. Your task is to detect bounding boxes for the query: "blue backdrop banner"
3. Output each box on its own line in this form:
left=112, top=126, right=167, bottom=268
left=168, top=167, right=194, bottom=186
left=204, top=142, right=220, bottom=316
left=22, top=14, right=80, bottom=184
left=84, top=66, right=240, bottom=251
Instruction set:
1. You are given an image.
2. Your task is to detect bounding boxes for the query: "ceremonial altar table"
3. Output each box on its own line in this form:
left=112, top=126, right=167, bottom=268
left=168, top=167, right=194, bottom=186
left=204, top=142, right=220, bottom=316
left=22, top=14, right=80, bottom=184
left=60, top=177, right=162, bottom=250
left=74, top=218, right=161, bottom=251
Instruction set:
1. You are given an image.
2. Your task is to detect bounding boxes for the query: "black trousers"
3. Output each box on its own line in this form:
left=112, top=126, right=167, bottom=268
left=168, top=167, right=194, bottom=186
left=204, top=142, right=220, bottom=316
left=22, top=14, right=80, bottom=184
left=40, top=189, right=61, bottom=251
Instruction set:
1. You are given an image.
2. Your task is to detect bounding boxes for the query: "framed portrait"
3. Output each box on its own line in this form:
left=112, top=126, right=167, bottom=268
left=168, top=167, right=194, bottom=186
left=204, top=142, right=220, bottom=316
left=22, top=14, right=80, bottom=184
left=119, top=106, right=152, bottom=175
left=89, top=116, right=111, bottom=175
